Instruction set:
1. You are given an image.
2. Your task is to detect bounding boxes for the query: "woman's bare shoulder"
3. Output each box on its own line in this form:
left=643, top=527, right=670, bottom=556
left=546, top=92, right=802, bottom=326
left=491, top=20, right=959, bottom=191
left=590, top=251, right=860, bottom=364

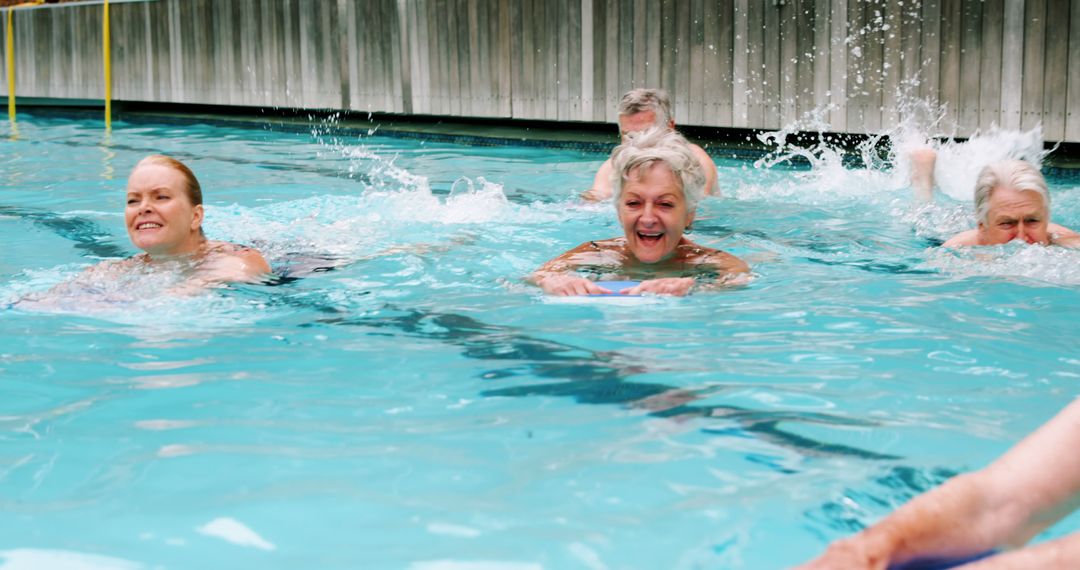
left=204, top=241, right=272, bottom=280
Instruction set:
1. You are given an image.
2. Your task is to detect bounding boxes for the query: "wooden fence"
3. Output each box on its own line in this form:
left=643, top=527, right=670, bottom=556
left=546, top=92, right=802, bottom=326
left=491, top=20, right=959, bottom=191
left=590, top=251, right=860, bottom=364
left=3, top=0, right=1080, bottom=141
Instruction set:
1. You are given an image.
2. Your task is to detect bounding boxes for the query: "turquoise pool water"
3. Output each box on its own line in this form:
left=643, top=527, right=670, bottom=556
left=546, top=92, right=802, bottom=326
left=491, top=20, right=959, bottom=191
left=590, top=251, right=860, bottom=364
left=2, top=113, right=1080, bottom=569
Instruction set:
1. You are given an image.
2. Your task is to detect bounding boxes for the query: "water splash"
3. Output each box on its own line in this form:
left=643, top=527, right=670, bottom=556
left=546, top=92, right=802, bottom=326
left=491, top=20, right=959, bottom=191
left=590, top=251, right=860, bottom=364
left=923, top=243, right=1080, bottom=286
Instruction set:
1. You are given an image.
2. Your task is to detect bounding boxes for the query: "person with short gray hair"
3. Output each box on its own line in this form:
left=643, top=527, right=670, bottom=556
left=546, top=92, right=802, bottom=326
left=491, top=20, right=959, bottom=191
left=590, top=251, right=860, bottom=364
left=610, top=125, right=706, bottom=211
left=908, top=148, right=1078, bottom=247
left=583, top=88, right=719, bottom=201
left=532, top=127, right=747, bottom=297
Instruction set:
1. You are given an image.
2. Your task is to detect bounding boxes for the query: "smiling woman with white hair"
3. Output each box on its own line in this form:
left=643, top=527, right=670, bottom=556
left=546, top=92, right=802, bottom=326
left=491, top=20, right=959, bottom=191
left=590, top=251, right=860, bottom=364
left=532, top=128, right=748, bottom=296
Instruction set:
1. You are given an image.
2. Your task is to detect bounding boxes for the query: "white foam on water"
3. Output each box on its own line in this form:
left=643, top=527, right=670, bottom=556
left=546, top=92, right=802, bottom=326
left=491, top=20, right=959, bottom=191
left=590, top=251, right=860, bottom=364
left=927, top=126, right=1048, bottom=202
left=742, top=93, right=1049, bottom=214
left=195, top=517, right=277, bottom=551
left=923, top=242, right=1080, bottom=286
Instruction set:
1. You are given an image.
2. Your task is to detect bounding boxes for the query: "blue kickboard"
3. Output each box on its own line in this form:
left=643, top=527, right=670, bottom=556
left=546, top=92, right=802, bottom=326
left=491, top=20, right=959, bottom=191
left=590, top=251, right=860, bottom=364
left=588, top=280, right=641, bottom=296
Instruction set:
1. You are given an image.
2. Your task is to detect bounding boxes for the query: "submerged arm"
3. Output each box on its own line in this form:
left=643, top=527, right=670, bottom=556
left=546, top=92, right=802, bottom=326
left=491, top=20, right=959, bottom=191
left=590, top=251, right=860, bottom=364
left=795, top=398, right=1080, bottom=569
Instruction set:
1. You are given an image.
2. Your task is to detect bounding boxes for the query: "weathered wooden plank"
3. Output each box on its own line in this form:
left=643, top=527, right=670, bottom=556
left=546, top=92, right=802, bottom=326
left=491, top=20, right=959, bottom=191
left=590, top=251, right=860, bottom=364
left=732, top=0, right=749, bottom=127
left=343, top=0, right=360, bottom=110
left=918, top=0, right=941, bottom=109
left=1021, top=0, right=1046, bottom=131
left=825, top=0, right=844, bottom=130
left=745, top=0, right=763, bottom=127
left=461, top=0, right=477, bottom=116
left=1066, top=0, right=1080, bottom=140
left=165, top=0, right=181, bottom=102
left=632, top=0, right=646, bottom=86
left=581, top=0, right=594, bottom=121
left=212, top=0, right=229, bottom=105
left=566, top=0, right=582, bottom=120
left=397, top=0, right=414, bottom=113
left=495, top=0, right=511, bottom=116
left=1043, top=0, right=1068, bottom=140
left=448, top=0, right=463, bottom=116
left=300, top=1, right=318, bottom=107
left=778, top=0, right=798, bottom=126
left=999, top=0, right=1023, bottom=129
left=149, top=0, right=169, bottom=101
left=762, top=0, right=781, bottom=129
left=557, top=0, right=571, bottom=120
left=792, top=0, right=815, bottom=120
left=658, top=0, right=674, bottom=104
left=978, top=0, right=1004, bottom=131
left=235, top=0, right=253, bottom=106
left=52, top=9, right=70, bottom=98
left=703, top=0, right=727, bottom=125
left=477, top=0, right=491, bottom=115
left=881, top=0, right=902, bottom=129
left=845, top=0, right=864, bottom=132
left=410, top=0, right=427, bottom=113
left=938, top=0, right=962, bottom=129
left=509, top=0, right=524, bottom=118
left=688, top=0, right=705, bottom=125
left=429, top=0, right=447, bottom=114
left=618, top=0, right=633, bottom=98
left=958, top=0, right=983, bottom=135
left=604, top=0, right=620, bottom=121
left=591, top=0, right=606, bottom=120
left=542, top=0, right=557, bottom=118
left=898, top=0, right=921, bottom=102
left=812, top=0, right=830, bottom=117
left=644, top=0, right=661, bottom=88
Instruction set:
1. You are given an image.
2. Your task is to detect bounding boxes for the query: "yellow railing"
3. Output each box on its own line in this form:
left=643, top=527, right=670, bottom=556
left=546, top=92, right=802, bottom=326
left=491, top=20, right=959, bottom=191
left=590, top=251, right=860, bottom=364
left=6, top=8, right=14, bottom=129
left=5, top=0, right=111, bottom=132
left=103, top=0, right=110, bottom=130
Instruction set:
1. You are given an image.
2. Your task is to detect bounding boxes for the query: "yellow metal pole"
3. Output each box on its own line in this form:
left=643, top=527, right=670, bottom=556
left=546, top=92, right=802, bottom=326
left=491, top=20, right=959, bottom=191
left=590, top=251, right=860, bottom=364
left=103, top=0, right=111, bottom=131
left=6, top=9, right=15, bottom=127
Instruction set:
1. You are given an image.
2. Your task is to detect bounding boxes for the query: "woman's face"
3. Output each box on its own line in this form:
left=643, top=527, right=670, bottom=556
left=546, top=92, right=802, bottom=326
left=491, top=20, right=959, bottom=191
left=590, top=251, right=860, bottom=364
left=124, top=163, right=204, bottom=256
left=616, top=162, right=694, bottom=263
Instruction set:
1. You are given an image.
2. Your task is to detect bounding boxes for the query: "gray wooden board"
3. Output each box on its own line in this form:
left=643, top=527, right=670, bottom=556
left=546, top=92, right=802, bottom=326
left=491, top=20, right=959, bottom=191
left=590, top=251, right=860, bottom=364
left=958, top=0, right=983, bottom=135
left=979, top=0, right=1004, bottom=130
left=1067, top=0, right=1080, bottom=139
left=1042, top=0, right=1068, bottom=140
left=999, top=0, right=1024, bottom=129
left=1021, top=0, right=1045, bottom=131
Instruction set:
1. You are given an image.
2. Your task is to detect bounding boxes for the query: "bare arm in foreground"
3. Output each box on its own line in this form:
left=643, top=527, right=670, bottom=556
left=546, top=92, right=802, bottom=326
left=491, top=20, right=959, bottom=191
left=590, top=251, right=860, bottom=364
left=795, top=398, right=1080, bottom=569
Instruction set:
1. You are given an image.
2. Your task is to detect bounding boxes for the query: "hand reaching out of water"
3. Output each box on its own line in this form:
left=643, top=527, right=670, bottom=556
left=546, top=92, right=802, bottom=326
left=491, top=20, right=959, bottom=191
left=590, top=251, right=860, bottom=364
left=625, top=277, right=694, bottom=296
left=534, top=273, right=613, bottom=296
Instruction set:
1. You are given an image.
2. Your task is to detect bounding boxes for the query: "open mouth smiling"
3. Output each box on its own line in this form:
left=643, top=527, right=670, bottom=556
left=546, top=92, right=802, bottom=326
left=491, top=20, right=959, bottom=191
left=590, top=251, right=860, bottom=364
left=135, top=222, right=163, bottom=230
left=637, top=231, right=663, bottom=245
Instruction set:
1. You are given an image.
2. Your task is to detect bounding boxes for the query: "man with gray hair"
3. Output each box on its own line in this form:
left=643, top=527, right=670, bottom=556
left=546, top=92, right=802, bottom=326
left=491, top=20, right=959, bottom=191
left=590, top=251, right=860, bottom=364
left=583, top=88, right=719, bottom=201
left=909, top=148, right=1077, bottom=246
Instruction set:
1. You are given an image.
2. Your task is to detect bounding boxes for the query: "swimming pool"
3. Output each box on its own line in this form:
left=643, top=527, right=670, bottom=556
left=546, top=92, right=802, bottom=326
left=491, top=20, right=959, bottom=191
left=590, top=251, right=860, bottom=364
left=2, top=112, right=1080, bottom=569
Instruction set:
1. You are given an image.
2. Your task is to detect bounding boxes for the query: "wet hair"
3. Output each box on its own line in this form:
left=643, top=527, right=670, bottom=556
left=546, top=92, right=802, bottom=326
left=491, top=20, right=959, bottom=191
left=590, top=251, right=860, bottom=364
left=610, top=127, right=706, bottom=211
left=134, top=154, right=203, bottom=206
left=617, top=88, right=673, bottom=129
left=973, top=160, right=1049, bottom=224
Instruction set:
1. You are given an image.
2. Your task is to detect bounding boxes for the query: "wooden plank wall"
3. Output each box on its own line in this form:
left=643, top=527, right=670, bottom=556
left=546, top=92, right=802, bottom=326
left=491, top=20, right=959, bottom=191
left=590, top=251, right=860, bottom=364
left=4, top=0, right=1080, bottom=142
